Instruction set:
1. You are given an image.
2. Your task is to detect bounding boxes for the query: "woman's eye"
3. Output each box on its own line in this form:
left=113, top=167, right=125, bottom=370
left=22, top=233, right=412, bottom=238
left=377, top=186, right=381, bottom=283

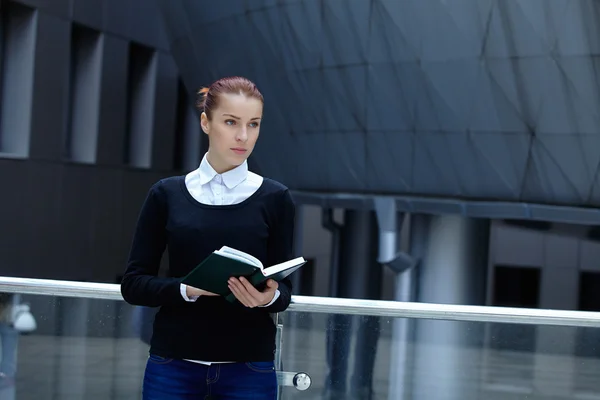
left=225, top=119, right=236, bottom=126
left=249, top=122, right=259, bottom=128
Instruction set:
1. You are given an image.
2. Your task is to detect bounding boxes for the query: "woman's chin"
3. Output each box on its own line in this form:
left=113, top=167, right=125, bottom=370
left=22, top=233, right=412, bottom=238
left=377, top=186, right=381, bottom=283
left=229, top=153, right=251, bottom=165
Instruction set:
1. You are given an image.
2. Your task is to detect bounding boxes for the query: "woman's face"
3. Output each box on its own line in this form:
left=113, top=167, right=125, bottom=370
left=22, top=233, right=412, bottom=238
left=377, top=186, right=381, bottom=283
left=201, top=93, right=263, bottom=173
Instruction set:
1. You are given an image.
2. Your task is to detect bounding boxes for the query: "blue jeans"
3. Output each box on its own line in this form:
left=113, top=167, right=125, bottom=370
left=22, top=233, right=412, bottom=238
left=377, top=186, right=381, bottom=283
left=142, top=354, right=277, bottom=399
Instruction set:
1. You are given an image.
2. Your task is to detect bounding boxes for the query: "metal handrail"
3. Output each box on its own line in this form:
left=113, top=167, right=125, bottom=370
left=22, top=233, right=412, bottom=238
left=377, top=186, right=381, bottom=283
left=0, top=276, right=599, bottom=327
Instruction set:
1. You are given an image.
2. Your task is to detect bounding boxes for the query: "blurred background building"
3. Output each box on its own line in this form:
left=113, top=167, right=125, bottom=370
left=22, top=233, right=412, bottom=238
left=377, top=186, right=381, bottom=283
left=1, top=0, right=600, bottom=399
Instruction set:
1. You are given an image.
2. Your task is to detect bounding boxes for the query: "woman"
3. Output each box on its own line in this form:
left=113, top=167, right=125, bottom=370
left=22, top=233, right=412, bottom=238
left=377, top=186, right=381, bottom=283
left=121, top=76, right=295, bottom=399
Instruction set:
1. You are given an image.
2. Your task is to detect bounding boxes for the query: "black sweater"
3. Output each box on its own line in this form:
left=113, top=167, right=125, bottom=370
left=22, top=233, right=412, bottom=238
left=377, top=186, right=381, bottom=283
left=120, top=175, right=295, bottom=361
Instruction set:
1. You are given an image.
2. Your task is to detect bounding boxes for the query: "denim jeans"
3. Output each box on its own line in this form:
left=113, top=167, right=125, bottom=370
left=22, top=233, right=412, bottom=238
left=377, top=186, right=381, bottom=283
left=142, top=354, right=277, bottom=399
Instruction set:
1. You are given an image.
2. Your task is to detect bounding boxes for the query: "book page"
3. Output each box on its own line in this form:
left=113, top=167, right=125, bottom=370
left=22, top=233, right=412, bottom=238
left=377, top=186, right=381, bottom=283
left=216, top=246, right=263, bottom=269
left=263, top=257, right=306, bottom=276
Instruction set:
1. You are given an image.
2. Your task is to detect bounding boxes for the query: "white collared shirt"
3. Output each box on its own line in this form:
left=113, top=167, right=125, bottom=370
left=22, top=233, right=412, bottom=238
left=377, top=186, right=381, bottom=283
left=184, top=152, right=264, bottom=206
left=179, top=153, right=280, bottom=364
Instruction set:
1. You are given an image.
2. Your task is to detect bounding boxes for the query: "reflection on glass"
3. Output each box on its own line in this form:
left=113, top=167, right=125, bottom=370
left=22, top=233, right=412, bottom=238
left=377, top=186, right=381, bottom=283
left=5, top=293, right=148, bottom=399
left=0, top=293, right=597, bottom=400
left=0, top=294, right=19, bottom=400
left=280, top=312, right=600, bottom=400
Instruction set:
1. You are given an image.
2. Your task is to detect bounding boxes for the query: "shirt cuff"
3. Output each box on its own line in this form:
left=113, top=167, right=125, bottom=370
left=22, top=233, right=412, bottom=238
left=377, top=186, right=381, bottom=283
left=180, top=284, right=199, bottom=302
left=259, top=289, right=280, bottom=308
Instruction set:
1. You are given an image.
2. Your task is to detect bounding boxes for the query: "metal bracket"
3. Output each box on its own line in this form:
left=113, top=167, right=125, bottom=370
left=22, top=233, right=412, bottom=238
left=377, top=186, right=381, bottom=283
left=373, top=197, right=416, bottom=273
left=277, top=371, right=312, bottom=391
left=274, top=315, right=312, bottom=394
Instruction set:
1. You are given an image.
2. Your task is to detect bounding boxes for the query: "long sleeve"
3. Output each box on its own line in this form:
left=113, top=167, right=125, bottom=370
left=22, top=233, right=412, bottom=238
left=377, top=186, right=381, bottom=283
left=120, top=181, right=185, bottom=307
left=262, top=189, right=296, bottom=313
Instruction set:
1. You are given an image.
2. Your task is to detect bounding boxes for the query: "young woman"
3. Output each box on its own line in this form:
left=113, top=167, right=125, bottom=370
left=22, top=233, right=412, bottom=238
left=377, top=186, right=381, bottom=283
left=121, top=76, right=295, bottom=399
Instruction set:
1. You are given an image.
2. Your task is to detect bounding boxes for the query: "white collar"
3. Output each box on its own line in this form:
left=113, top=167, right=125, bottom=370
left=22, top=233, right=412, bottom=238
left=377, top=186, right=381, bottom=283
left=197, top=153, right=248, bottom=189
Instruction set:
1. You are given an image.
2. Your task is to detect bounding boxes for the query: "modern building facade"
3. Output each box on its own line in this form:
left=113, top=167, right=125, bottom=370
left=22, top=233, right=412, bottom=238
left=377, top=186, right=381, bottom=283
left=1, top=0, right=600, bottom=399
left=0, top=0, right=203, bottom=283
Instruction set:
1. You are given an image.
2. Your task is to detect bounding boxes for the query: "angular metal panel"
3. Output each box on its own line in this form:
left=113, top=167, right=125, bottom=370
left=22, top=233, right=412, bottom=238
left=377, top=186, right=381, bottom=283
left=157, top=0, right=600, bottom=207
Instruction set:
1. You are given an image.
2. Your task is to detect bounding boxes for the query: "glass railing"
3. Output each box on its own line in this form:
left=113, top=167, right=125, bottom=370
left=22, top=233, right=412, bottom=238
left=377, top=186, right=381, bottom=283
left=0, top=276, right=599, bottom=400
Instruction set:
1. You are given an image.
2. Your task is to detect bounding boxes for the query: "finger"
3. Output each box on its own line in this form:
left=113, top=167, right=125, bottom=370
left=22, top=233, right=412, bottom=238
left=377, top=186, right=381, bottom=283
left=228, top=279, right=249, bottom=304
left=238, top=277, right=262, bottom=295
left=229, top=278, right=257, bottom=307
left=240, top=278, right=276, bottom=306
left=266, top=279, right=279, bottom=290
left=238, top=277, right=271, bottom=305
left=228, top=282, right=250, bottom=307
left=230, top=277, right=250, bottom=296
left=260, top=280, right=277, bottom=297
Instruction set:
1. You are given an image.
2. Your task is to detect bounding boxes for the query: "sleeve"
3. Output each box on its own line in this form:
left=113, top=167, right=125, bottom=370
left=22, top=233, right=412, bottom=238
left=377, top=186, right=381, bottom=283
left=259, top=289, right=280, bottom=308
left=120, top=182, right=186, bottom=307
left=262, top=189, right=296, bottom=313
left=181, top=284, right=200, bottom=302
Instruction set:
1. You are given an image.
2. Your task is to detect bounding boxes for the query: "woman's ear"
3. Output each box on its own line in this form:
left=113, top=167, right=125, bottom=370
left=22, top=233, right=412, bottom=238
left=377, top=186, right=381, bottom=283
left=200, top=112, right=209, bottom=134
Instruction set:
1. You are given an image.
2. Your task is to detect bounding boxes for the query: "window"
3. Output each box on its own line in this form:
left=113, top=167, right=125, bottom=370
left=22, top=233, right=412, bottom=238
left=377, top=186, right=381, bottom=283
left=172, top=80, right=201, bottom=171
left=124, top=42, right=156, bottom=168
left=65, top=24, right=102, bottom=163
left=0, top=2, right=36, bottom=157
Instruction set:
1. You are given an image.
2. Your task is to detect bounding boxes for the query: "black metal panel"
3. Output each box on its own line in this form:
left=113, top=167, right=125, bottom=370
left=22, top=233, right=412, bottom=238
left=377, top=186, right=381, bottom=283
left=0, top=1, right=178, bottom=284
left=15, top=0, right=70, bottom=19
left=0, top=159, right=29, bottom=273
left=104, top=0, right=169, bottom=51
left=72, top=0, right=104, bottom=31
left=89, top=166, right=126, bottom=282
left=157, top=0, right=600, bottom=208
left=0, top=159, right=167, bottom=281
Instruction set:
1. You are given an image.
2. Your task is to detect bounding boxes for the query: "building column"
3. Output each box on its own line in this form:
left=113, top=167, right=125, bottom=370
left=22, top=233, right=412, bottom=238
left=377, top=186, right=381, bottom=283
left=324, top=209, right=382, bottom=400
left=387, top=213, right=423, bottom=400
left=408, top=214, right=490, bottom=400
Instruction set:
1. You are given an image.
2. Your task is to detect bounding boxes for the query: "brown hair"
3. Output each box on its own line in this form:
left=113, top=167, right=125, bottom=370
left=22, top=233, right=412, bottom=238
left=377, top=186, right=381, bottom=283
left=196, top=76, right=264, bottom=120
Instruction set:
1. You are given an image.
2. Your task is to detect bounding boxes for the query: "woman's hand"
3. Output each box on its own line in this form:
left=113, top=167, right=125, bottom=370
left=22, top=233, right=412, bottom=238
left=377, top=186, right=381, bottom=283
left=228, top=277, right=278, bottom=308
left=186, top=285, right=219, bottom=298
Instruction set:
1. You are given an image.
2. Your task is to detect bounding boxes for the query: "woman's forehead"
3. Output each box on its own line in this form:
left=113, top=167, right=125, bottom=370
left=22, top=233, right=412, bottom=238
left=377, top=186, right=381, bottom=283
left=216, top=93, right=263, bottom=117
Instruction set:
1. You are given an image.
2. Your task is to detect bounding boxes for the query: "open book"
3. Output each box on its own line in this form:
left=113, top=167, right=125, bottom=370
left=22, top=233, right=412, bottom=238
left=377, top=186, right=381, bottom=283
left=181, top=246, right=306, bottom=303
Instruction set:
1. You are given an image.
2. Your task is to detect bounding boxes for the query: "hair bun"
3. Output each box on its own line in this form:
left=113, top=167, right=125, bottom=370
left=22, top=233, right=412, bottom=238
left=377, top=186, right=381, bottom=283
left=196, top=87, right=210, bottom=110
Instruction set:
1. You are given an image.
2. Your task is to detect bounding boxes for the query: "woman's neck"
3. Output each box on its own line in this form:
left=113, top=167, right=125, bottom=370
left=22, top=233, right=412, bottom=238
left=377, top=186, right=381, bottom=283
left=206, top=151, right=235, bottom=174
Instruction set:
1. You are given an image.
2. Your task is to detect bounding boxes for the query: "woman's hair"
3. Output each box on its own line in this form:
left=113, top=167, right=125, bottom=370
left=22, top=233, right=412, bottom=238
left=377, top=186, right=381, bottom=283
left=196, top=76, right=264, bottom=120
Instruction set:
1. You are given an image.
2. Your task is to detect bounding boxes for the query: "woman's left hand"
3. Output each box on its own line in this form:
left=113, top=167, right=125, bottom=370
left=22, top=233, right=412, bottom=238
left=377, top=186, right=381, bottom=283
left=228, top=277, right=278, bottom=308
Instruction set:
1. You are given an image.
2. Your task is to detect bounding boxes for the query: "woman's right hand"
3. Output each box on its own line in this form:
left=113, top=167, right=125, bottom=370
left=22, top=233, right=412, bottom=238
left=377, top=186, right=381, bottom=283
left=186, top=285, right=219, bottom=297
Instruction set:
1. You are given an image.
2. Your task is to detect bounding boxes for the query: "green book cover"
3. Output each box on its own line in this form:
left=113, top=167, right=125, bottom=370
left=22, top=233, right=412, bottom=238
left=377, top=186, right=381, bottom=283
left=181, top=253, right=261, bottom=297
left=181, top=246, right=306, bottom=303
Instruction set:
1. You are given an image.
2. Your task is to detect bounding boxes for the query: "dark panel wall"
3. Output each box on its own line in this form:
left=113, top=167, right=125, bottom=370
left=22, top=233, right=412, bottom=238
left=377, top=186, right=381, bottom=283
left=0, top=0, right=201, bottom=282
left=16, top=0, right=169, bottom=51
left=158, top=0, right=600, bottom=208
